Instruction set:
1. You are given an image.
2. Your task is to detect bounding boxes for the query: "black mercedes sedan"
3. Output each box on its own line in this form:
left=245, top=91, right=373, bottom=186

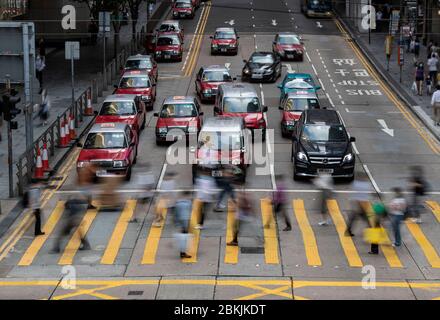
left=242, top=52, right=282, bottom=83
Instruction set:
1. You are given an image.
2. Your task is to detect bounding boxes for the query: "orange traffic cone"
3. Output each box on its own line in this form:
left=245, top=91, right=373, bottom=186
left=33, top=147, right=44, bottom=180
left=42, top=143, right=51, bottom=172
left=84, top=89, right=94, bottom=116
left=59, top=118, right=68, bottom=148
left=69, top=113, right=76, bottom=140
left=64, top=116, right=71, bottom=144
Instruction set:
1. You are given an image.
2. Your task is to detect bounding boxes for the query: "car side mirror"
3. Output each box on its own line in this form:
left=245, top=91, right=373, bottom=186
left=114, top=84, right=118, bottom=89
left=277, top=84, right=282, bottom=89
left=94, top=110, right=98, bottom=115
left=243, top=59, right=247, bottom=63
left=214, top=107, right=220, bottom=114
left=189, top=146, right=196, bottom=153
left=292, top=136, right=297, bottom=142
left=315, top=86, right=321, bottom=90
left=232, top=77, right=237, bottom=81
left=237, top=36, right=240, bottom=39
left=153, top=112, right=159, bottom=117
left=130, top=142, right=136, bottom=147
left=278, top=106, right=283, bottom=110
left=350, top=137, right=356, bottom=142
left=76, top=142, right=83, bottom=148
left=241, top=147, right=247, bottom=153
left=153, top=83, right=157, bottom=86
left=199, top=112, right=204, bottom=116
left=273, top=41, right=276, bottom=45
left=209, top=36, right=213, bottom=39
left=263, top=106, right=268, bottom=112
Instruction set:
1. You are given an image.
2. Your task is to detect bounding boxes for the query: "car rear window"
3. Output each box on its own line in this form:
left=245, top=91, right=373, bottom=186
left=160, top=103, right=197, bottom=118
left=100, top=101, right=136, bottom=116
left=285, top=98, right=318, bottom=111
left=202, top=71, right=232, bottom=82
left=175, top=2, right=191, bottom=8
left=159, top=24, right=179, bottom=32
left=223, top=97, right=261, bottom=113
left=285, top=79, right=314, bottom=89
left=277, top=35, right=301, bottom=45
left=84, top=132, right=127, bottom=149
left=250, top=54, right=274, bottom=64
left=119, top=76, right=150, bottom=88
left=157, top=36, right=180, bottom=46
left=125, top=59, right=152, bottom=70
left=214, top=31, right=236, bottom=39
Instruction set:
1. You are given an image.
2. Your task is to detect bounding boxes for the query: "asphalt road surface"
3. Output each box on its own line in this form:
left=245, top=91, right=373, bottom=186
left=1, top=0, right=440, bottom=300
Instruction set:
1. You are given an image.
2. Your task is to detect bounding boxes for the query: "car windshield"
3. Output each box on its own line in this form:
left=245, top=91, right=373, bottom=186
left=159, top=24, right=178, bottom=32
left=202, top=71, right=232, bottom=82
left=198, top=131, right=241, bottom=151
left=175, top=2, right=191, bottom=8
left=301, top=125, right=347, bottom=142
left=125, top=59, right=152, bottom=69
left=84, top=132, right=127, bottom=149
left=160, top=103, right=197, bottom=118
left=214, top=31, right=236, bottom=39
left=100, top=101, right=136, bottom=116
left=284, top=98, right=319, bottom=111
left=119, top=76, right=150, bottom=88
left=250, top=54, right=274, bottom=64
left=285, top=79, right=314, bottom=89
left=310, top=0, right=331, bottom=8
left=278, top=35, right=301, bottom=45
left=157, top=36, right=180, bottom=45
left=223, top=97, right=261, bottom=113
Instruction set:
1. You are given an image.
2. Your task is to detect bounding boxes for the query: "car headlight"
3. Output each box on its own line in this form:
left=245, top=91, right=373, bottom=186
left=264, top=69, right=274, bottom=74
left=158, top=127, right=168, bottom=134
left=203, top=88, right=212, bottom=94
left=155, top=51, right=161, bottom=55
left=229, top=43, right=236, bottom=48
left=343, top=153, right=354, bottom=163
left=212, top=44, right=218, bottom=48
left=141, top=95, right=151, bottom=101
left=77, top=161, right=90, bottom=168
left=243, top=68, right=250, bottom=74
left=113, top=160, right=128, bottom=168
left=173, top=11, right=178, bottom=15
left=173, top=50, right=180, bottom=54
left=188, top=126, right=197, bottom=133
left=296, top=151, right=308, bottom=162
left=232, top=159, right=240, bottom=165
left=284, top=121, right=295, bottom=126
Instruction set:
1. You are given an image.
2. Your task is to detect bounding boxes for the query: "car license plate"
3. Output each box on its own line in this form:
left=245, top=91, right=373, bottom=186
left=252, top=73, right=263, bottom=79
left=164, top=54, right=171, bottom=59
left=212, top=170, right=222, bottom=177
left=317, top=169, right=334, bottom=174
left=287, top=54, right=294, bottom=59
left=96, top=170, right=107, bottom=176
left=221, top=48, right=227, bottom=52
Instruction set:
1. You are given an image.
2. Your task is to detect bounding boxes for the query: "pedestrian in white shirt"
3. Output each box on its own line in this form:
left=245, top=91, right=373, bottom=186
left=388, top=187, right=407, bottom=247
left=427, top=54, right=439, bottom=85
left=431, top=84, right=440, bottom=125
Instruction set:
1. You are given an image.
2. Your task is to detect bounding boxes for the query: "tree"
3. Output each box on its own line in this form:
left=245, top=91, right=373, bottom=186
left=126, top=0, right=147, bottom=40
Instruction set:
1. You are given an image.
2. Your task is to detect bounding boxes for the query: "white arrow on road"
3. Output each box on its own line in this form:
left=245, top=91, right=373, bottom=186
left=225, top=63, right=231, bottom=69
left=272, top=19, right=278, bottom=26
left=283, top=64, right=293, bottom=72
left=316, top=22, right=323, bottom=28
left=224, top=19, right=235, bottom=26
left=377, top=119, right=394, bottom=137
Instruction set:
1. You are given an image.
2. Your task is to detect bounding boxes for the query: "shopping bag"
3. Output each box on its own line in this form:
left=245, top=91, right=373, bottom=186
left=411, top=81, right=418, bottom=94
left=363, top=227, right=388, bottom=245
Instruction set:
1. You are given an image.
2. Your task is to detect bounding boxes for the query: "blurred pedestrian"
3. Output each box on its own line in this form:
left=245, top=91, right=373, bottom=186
left=427, top=53, right=439, bottom=86
left=228, top=190, right=262, bottom=246
left=414, top=62, right=425, bottom=96
left=408, top=166, right=428, bottom=223
left=135, top=165, right=155, bottom=204
left=51, top=195, right=91, bottom=253
left=214, top=166, right=237, bottom=212
left=23, top=183, right=45, bottom=237
left=98, top=176, right=123, bottom=210
left=431, top=84, right=440, bottom=126
left=175, top=191, right=193, bottom=258
left=77, top=162, right=97, bottom=210
left=414, top=37, right=421, bottom=61
left=314, top=173, right=333, bottom=226
left=195, top=171, right=216, bottom=229
left=265, top=174, right=291, bottom=231
left=35, top=52, right=46, bottom=94
left=154, top=172, right=176, bottom=226
left=38, top=37, right=46, bottom=58
left=387, top=187, right=407, bottom=247
left=426, top=75, right=432, bottom=95
left=345, top=172, right=371, bottom=237
left=36, top=89, right=50, bottom=126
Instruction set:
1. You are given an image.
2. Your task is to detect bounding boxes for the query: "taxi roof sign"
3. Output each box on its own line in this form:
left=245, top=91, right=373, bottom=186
left=100, top=123, right=115, bottom=128
left=173, top=96, right=186, bottom=100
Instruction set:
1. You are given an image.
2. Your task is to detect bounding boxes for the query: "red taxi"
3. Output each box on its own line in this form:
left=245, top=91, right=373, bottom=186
left=95, top=95, right=146, bottom=133
left=154, top=33, right=184, bottom=62
left=114, top=70, right=156, bottom=111
left=214, top=83, right=268, bottom=142
left=210, top=27, right=239, bottom=55
left=157, top=20, right=184, bottom=41
left=77, top=123, right=138, bottom=180
left=154, top=96, right=203, bottom=145
left=122, top=54, right=158, bottom=82
left=272, top=32, right=304, bottom=61
left=172, top=1, right=195, bottom=19
left=195, top=65, right=234, bottom=103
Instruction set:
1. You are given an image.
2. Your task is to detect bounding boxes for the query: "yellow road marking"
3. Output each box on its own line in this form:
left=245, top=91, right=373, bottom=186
left=235, top=284, right=292, bottom=300
left=18, top=201, right=66, bottom=266
left=184, top=3, right=211, bottom=77
left=225, top=200, right=238, bottom=264
left=363, top=202, right=403, bottom=268
left=182, top=199, right=202, bottom=263
left=0, top=149, right=79, bottom=263
left=327, top=200, right=363, bottom=267
left=51, top=284, right=121, bottom=300
left=333, top=19, right=440, bottom=154
left=100, top=200, right=137, bottom=265
left=261, top=199, right=279, bottom=264
left=58, top=208, right=99, bottom=265
left=405, top=221, right=440, bottom=268
left=293, top=199, right=322, bottom=266
left=426, top=201, right=440, bottom=223
left=141, top=199, right=167, bottom=264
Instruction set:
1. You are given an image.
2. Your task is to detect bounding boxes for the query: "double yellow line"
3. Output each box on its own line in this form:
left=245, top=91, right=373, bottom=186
left=183, top=3, right=211, bottom=77
left=0, top=149, right=79, bottom=262
left=333, top=19, right=440, bottom=155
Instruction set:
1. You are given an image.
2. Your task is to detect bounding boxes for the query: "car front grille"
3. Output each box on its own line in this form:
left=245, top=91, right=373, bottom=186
left=309, top=156, right=341, bottom=165
left=90, top=160, right=114, bottom=168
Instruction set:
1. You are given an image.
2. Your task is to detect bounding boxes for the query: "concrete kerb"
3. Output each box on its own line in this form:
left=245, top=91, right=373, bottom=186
left=335, top=15, right=440, bottom=143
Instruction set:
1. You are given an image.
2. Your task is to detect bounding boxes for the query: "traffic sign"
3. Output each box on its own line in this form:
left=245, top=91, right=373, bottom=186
left=65, top=41, right=80, bottom=60
left=99, top=11, right=111, bottom=34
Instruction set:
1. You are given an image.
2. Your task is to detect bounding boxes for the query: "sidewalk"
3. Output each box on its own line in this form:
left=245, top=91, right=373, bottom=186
left=335, top=7, right=440, bottom=141
left=0, top=2, right=152, bottom=201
